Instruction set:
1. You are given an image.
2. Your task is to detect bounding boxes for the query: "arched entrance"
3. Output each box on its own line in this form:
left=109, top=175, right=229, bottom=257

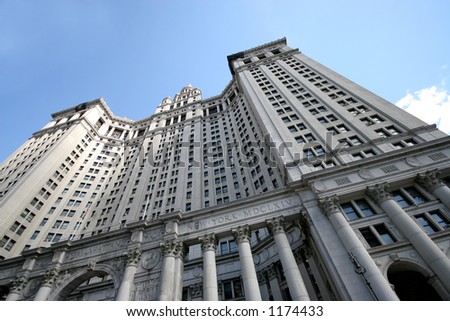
left=48, top=264, right=121, bottom=301
left=387, top=261, right=442, bottom=301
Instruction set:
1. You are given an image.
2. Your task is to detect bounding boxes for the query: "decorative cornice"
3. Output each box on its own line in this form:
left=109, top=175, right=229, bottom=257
left=266, top=216, right=285, bottom=235
left=416, top=169, right=445, bottom=192
left=366, top=182, right=392, bottom=204
left=232, top=225, right=251, bottom=244
left=319, top=195, right=340, bottom=217
left=199, top=233, right=217, bottom=252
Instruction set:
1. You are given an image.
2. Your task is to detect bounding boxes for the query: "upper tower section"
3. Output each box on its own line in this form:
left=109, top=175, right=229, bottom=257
left=155, top=85, right=202, bottom=113
left=227, top=38, right=290, bottom=75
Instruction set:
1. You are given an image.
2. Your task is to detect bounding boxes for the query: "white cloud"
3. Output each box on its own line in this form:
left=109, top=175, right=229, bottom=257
left=395, top=86, right=450, bottom=134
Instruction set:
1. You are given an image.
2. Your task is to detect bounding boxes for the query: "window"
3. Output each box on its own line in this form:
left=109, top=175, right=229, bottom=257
left=403, top=186, right=427, bottom=205
left=393, top=187, right=428, bottom=207
left=341, top=199, right=376, bottom=221
left=415, top=215, right=438, bottom=234
left=392, top=191, right=412, bottom=208
left=415, top=210, right=450, bottom=233
left=429, top=210, right=450, bottom=229
left=360, top=224, right=395, bottom=247
left=220, top=239, right=237, bottom=255
left=222, top=279, right=244, bottom=300
left=0, top=236, right=16, bottom=251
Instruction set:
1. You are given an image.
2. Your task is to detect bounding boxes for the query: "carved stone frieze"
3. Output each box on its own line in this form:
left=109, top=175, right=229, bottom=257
left=190, top=282, right=203, bottom=299
left=133, top=278, right=159, bottom=301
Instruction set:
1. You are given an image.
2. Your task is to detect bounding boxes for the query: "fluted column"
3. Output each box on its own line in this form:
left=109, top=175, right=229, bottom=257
left=232, top=225, right=261, bottom=301
left=34, top=269, right=59, bottom=301
left=158, top=239, right=183, bottom=301
left=267, top=216, right=310, bottom=301
left=416, top=169, right=450, bottom=210
left=320, top=196, right=399, bottom=300
left=367, top=183, right=450, bottom=293
left=116, top=247, right=142, bottom=301
left=199, top=233, right=218, bottom=301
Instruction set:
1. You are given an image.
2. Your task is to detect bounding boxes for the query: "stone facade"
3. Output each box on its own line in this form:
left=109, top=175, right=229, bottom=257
left=1, top=38, right=450, bottom=301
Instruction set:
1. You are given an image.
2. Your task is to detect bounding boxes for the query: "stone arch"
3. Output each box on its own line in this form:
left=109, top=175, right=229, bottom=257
left=387, top=260, right=442, bottom=300
left=47, top=263, right=121, bottom=301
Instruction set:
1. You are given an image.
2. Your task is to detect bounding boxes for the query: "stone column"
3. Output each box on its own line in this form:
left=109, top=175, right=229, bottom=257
left=158, top=239, right=183, bottom=301
left=199, top=233, right=218, bottom=301
left=173, top=242, right=186, bottom=301
left=116, top=248, right=142, bottom=301
left=267, top=216, right=310, bottom=301
left=6, top=275, right=28, bottom=301
left=367, top=183, right=450, bottom=293
left=34, top=269, right=59, bottom=301
left=320, top=196, right=399, bottom=300
left=232, top=225, right=262, bottom=301
left=416, top=169, right=450, bottom=210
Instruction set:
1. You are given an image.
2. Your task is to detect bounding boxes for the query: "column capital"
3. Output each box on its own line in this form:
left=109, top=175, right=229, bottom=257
left=126, top=247, right=142, bottom=266
left=199, top=233, right=217, bottom=251
left=232, top=225, right=251, bottom=244
left=42, top=269, right=59, bottom=287
left=416, top=169, right=445, bottom=192
left=9, top=275, right=28, bottom=294
left=319, top=195, right=340, bottom=217
left=366, top=182, right=392, bottom=204
left=160, top=239, right=184, bottom=258
left=266, top=216, right=286, bottom=235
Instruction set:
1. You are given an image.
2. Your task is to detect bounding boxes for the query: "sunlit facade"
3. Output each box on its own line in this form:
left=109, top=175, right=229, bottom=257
left=1, top=38, right=449, bottom=301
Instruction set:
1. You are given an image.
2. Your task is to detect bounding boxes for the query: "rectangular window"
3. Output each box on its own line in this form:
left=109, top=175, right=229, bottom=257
left=341, top=199, right=376, bottom=220
left=360, top=227, right=381, bottom=247
left=222, top=279, right=244, bottom=300
left=392, top=191, right=412, bottom=208
left=429, top=210, right=450, bottom=229
left=415, top=215, right=438, bottom=234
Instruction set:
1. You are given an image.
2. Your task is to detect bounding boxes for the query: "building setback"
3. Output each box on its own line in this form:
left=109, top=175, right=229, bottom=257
left=0, top=38, right=450, bottom=301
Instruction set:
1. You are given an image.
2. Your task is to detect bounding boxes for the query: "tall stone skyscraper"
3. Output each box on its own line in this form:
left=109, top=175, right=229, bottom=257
left=1, top=38, right=449, bottom=301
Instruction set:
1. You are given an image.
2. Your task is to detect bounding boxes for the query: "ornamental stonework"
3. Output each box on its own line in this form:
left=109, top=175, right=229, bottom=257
left=366, top=182, right=392, bottom=204
left=416, top=169, right=445, bottom=192
left=199, top=233, right=217, bottom=251
left=319, top=195, right=340, bottom=217
left=232, top=225, right=251, bottom=244
left=266, top=216, right=286, bottom=235
left=160, top=239, right=184, bottom=258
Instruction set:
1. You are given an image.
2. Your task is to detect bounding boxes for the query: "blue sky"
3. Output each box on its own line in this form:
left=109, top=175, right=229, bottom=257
left=1, top=0, right=449, bottom=163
